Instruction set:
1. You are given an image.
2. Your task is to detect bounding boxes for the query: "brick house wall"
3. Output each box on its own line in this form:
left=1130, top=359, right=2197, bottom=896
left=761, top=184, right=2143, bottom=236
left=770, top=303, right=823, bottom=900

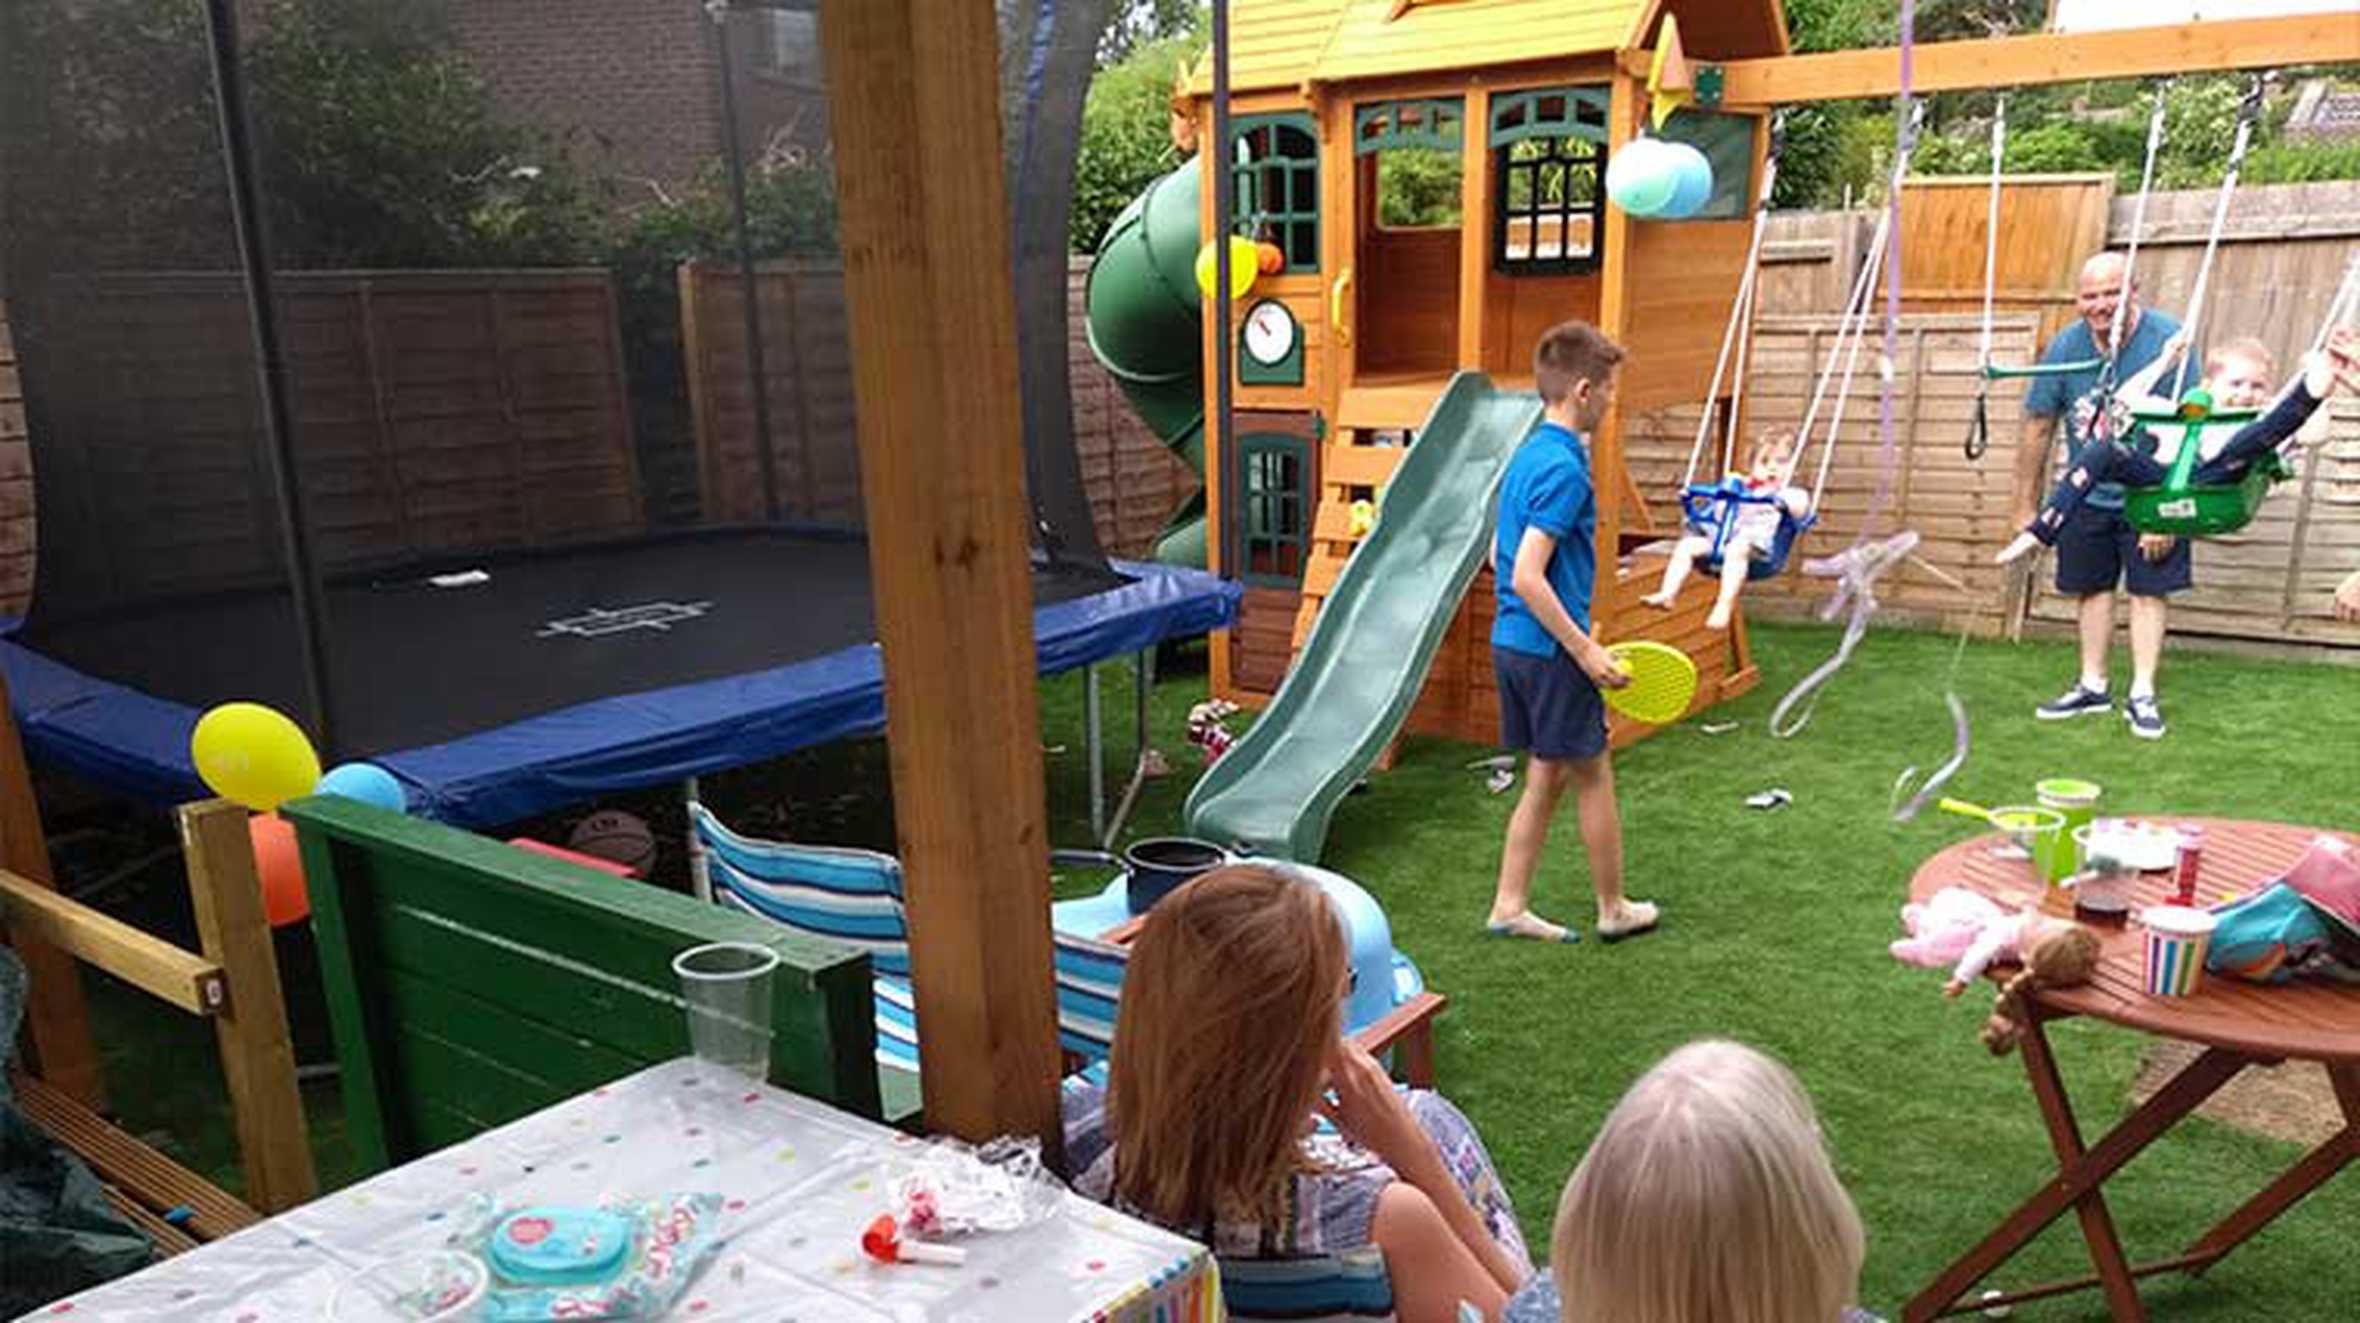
left=439, top=2, right=828, bottom=194
left=444, top=0, right=723, bottom=191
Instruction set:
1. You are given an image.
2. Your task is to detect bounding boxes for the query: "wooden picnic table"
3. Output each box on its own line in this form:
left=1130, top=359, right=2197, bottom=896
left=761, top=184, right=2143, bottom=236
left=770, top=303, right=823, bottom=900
left=1903, top=817, right=2359, bottom=1322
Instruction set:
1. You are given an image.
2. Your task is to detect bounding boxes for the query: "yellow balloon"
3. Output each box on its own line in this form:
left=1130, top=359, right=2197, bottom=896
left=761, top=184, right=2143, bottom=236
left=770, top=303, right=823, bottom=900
left=1194, top=236, right=1262, bottom=301
left=190, top=703, right=323, bottom=812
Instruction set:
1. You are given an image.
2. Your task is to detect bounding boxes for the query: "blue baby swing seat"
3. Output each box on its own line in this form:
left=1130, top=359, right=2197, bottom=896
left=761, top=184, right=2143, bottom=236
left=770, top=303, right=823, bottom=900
left=1680, top=478, right=1817, bottom=582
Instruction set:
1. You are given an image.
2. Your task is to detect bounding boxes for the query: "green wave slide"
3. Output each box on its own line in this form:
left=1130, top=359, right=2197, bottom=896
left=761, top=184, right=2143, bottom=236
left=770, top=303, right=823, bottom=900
left=1184, top=372, right=1543, bottom=862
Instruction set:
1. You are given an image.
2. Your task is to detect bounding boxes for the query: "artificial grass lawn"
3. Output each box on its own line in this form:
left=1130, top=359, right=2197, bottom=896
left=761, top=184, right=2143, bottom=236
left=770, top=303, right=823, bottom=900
left=1032, top=620, right=2360, bottom=1320
left=69, top=619, right=2358, bottom=1317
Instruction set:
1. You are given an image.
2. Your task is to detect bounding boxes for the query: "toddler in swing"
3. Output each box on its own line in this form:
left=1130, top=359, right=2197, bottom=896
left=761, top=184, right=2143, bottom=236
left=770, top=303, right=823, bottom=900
left=1642, top=427, right=1811, bottom=630
left=1996, top=328, right=2360, bottom=564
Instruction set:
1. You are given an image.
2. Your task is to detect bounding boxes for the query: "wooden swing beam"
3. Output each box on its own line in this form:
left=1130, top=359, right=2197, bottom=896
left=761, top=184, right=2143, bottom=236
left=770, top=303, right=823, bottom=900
left=1708, top=13, right=2360, bottom=107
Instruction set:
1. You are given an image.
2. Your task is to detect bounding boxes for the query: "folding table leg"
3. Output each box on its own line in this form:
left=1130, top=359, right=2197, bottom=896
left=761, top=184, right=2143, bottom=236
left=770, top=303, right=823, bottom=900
left=1903, top=1015, right=2245, bottom=1323
left=2018, top=1012, right=2147, bottom=1323
left=2181, top=1062, right=2360, bottom=1276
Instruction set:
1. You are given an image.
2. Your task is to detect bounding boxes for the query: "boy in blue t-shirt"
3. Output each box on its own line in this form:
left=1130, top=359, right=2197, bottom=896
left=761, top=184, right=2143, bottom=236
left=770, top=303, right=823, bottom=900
left=1482, top=320, right=1658, bottom=945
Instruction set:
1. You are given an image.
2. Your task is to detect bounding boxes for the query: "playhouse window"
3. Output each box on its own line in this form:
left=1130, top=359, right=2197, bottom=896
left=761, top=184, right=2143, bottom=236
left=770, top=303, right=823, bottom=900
left=1494, top=135, right=1604, bottom=274
left=1234, top=432, right=1310, bottom=585
left=1231, top=115, right=1320, bottom=272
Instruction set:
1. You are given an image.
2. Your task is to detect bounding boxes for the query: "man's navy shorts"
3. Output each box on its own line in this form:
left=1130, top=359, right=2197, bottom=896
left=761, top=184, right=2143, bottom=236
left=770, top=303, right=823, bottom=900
left=1495, top=647, right=1608, bottom=761
left=2054, top=503, right=2191, bottom=599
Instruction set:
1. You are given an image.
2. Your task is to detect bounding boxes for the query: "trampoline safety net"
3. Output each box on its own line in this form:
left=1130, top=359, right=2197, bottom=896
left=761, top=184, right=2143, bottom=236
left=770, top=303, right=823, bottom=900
left=0, top=0, right=1158, bottom=796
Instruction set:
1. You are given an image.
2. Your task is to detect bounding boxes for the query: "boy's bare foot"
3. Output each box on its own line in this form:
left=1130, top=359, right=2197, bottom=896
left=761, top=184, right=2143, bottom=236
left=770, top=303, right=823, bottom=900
left=1485, top=909, right=1577, bottom=944
left=1705, top=603, right=1734, bottom=630
left=1596, top=899, right=1660, bottom=943
left=1640, top=589, right=1674, bottom=609
left=1993, top=531, right=2040, bottom=565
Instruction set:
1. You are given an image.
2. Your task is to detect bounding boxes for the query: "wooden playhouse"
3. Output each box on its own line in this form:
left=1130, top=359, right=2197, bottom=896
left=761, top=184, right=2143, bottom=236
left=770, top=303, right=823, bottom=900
left=1183, top=0, right=1790, bottom=748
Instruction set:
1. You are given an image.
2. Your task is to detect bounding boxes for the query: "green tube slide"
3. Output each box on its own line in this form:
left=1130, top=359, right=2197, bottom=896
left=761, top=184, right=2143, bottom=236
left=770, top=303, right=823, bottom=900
left=1085, top=158, right=1208, bottom=566
left=1184, top=373, right=1544, bottom=862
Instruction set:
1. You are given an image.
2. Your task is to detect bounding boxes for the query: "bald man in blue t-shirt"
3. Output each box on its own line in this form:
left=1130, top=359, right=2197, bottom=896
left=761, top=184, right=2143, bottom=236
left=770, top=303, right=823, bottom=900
left=2011, top=251, right=2189, bottom=740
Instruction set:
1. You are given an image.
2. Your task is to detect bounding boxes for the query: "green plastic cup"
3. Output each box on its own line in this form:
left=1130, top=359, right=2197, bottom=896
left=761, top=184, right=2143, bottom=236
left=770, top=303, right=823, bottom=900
left=2037, top=778, right=2102, bottom=871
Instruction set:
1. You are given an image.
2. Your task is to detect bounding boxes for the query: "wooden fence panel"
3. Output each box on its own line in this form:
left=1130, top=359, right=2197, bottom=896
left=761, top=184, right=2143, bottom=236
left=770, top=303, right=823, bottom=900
left=683, top=257, right=1199, bottom=559
left=1897, top=174, right=2116, bottom=351
left=0, top=298, right=30, bottom=615
left=680, top=260, right=865, bottom=527
left=2102, top=181, right=2360, bottom=386
left=1622, top=313, right=2042, bottom=633
left=31, top=270, right=640, bottom=603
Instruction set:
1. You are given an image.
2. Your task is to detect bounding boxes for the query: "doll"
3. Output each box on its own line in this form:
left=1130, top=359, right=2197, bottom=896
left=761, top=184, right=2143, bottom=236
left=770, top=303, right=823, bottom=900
left=1891, top=887, right=2099, bottom=998
left=1979, top=921, right=2102, bottom=1055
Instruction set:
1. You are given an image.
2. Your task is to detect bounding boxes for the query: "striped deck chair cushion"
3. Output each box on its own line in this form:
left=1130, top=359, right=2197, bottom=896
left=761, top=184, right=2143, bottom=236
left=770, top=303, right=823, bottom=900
left=1220, top=1247, right=1397, bottom=1321
left=1052, top=929, right=1126, bottom=1065
left=688, top=803, right=919, bottom=1071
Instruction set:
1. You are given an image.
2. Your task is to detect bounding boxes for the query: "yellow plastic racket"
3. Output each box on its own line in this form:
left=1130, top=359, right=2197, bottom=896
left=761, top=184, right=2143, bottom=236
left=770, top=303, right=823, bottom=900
left=1603, top=641, right=1699, bottom=725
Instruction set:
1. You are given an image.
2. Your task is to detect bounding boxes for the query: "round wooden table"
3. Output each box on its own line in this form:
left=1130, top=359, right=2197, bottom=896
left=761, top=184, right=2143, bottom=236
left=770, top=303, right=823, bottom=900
left=1903, top=818, right=2360, bottom=1323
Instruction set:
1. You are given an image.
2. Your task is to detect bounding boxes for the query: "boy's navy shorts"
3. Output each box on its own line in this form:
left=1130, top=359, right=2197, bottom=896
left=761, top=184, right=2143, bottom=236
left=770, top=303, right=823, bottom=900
left=2054, top=503, right=2191, bottom=598
left=1495, top=647, right=1608, bottom=761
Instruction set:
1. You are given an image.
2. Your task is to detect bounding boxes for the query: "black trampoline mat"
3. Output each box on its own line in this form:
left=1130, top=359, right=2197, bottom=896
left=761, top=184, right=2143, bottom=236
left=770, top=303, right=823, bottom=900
left=23, top=529, right=1122, bottom=754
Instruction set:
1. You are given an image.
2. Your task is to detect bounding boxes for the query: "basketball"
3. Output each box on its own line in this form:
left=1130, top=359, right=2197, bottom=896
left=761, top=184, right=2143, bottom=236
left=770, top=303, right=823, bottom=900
left=567, top=809, right=657, bottom=876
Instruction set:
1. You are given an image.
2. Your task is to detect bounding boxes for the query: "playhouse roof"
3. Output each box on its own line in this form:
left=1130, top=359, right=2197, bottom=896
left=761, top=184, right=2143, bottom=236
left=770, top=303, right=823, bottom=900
left=1189, top=0, right=1788, bottom=96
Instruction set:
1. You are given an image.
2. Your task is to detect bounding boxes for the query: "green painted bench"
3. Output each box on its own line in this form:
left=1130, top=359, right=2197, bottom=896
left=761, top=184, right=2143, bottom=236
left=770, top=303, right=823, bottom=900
left=284, top=797, right=907, bottom=1174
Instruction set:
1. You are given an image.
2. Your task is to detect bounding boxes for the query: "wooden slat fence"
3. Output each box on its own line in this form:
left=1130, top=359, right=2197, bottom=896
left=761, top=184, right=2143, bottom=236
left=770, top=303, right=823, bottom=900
left=0, top=297, right=29, bottom=614
left=681, top=257, right=1199, bottom=558
left=29, top=270, right=640, bottom=602
left=1624, top=312, right=2041, bottom=633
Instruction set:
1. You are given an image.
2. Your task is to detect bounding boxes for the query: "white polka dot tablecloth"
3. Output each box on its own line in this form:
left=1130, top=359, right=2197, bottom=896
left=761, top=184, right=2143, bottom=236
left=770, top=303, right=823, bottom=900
left=31, top=1058, right=1220, bottom=1323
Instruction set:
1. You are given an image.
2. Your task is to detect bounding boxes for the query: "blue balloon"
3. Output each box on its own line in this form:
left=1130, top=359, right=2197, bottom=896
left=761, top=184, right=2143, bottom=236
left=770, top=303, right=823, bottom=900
left=1606, top=138, right=1679, bottom=218
left=1661, top=142, right=1714, bottom=219
left=318, top=762, right=408, bottom=813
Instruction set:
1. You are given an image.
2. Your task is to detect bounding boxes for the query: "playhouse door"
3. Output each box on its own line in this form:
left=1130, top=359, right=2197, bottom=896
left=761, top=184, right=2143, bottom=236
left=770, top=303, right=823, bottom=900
left=1344, top=97, right=1466, bottom=383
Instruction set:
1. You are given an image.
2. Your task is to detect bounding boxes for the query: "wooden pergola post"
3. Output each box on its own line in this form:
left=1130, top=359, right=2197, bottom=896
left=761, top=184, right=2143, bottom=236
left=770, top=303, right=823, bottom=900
left=815, top=0, right=1063, bottom=1149
left=0, top=669, right=105, bottom=1107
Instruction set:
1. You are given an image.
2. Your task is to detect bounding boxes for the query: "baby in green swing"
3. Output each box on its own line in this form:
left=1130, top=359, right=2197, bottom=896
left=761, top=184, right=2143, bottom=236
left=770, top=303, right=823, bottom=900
left=1996, top=328, right=2360, bottom=564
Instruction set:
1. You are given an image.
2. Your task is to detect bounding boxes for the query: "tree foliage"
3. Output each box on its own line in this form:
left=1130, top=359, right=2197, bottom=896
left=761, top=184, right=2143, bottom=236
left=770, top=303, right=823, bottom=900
left=1073, top=27, right=1204, bottom=254
left=2, top=0, right=610, bottom=273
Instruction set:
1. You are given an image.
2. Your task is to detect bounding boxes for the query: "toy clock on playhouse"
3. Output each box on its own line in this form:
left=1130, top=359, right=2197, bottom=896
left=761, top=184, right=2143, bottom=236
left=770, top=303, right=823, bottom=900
left=1240, top=298, right=1301, bottom=385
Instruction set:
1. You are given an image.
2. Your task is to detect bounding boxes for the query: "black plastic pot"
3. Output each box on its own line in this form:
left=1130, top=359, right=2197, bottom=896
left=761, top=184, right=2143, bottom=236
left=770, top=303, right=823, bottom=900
left=1121, top=836, right=1231, bottom=915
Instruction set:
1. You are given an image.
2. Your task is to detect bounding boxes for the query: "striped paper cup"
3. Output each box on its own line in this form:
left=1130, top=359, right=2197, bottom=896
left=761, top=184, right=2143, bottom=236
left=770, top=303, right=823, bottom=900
left=2140, top=906, right=2219, bottom=998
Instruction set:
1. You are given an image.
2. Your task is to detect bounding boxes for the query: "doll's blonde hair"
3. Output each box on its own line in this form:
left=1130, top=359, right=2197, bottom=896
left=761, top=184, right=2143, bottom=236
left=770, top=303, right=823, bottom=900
left=1550, top=1040, right=1864, bottom=1323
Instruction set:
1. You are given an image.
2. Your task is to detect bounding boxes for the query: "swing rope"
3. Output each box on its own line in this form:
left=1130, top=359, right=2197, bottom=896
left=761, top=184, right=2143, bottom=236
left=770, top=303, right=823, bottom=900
left=2164, top=75, right=2267, bottom=403
left=1767, top=98, right=1927, bottom=740
left=1968, top=77, right=2169, bottom=465
left=2105, top=80, right=2172, bottom=365
left=1680, top=117, right=1786, bottom=491
left=1974, top=96, right=2006, bottom=379
left=1965, top=97, right=2005, bottom=460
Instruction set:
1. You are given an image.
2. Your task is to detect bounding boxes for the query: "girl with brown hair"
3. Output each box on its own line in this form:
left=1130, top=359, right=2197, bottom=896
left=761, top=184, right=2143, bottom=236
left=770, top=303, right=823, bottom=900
left=1063, top=864, right=1534, bottom=1322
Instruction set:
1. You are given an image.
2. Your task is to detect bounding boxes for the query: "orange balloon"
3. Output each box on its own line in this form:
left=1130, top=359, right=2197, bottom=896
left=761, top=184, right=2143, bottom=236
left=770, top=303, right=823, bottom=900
left=248, top=812, right=311, bottom=927
left=1255, top=241, right=1285, bottom=276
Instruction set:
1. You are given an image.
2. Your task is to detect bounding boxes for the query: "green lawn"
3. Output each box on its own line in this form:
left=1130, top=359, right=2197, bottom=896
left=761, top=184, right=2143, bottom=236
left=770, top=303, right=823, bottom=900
left=1028, top=620, right=2360, bottom=1320
left=69, top=619, right=2359, bottom=1317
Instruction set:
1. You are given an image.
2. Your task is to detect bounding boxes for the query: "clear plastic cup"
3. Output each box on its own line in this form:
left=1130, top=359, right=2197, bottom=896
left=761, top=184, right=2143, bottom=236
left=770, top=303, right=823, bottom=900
left=673, top=941, right=780, bottom=1080
left=328, top=1250, right=487, bottom=1322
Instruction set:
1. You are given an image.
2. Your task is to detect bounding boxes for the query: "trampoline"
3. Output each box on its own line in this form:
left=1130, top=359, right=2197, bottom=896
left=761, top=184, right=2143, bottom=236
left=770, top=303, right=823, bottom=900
left=2, top=529, right=1233, bottom=826
left=0, top=2, right=1227, bottom=829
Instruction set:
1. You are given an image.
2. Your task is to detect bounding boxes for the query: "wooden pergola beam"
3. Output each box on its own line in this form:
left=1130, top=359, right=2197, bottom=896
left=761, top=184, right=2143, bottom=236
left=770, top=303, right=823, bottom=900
left=815, top=0, right=1063, bottom=1151
left=1712, top=14, right=2360, bottom=107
